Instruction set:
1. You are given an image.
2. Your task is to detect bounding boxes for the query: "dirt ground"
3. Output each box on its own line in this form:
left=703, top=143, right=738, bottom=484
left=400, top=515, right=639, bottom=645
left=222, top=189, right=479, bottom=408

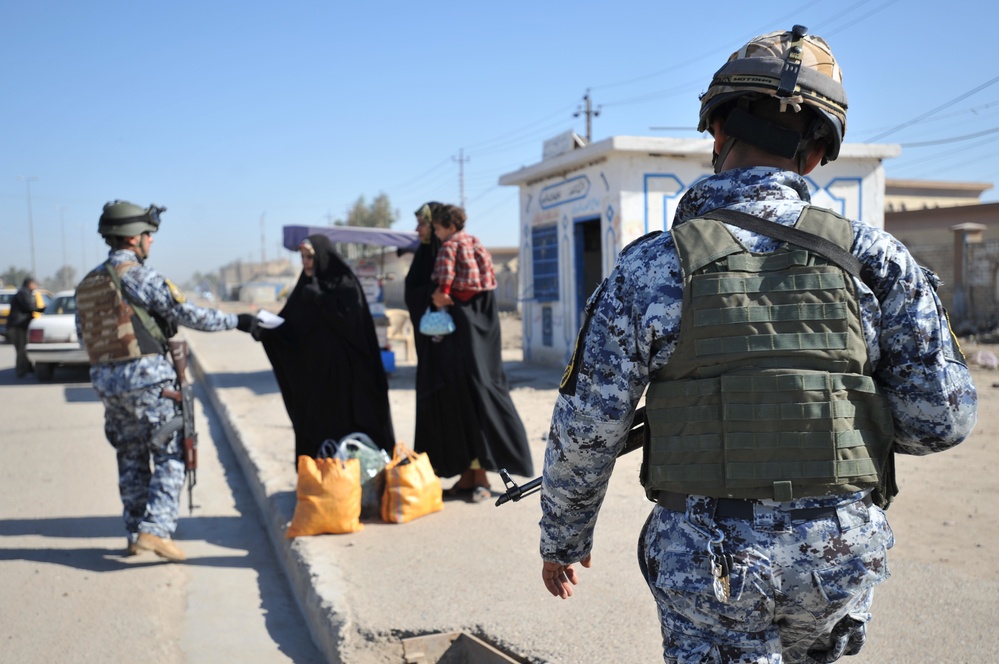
left=884, top=339, right=999, bottom=581
left=501, top=312, right=998, bottom=582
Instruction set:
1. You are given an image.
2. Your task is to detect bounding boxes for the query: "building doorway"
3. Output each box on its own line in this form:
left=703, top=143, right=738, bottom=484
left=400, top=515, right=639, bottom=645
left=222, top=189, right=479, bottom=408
left=574, top=216, right=603, bottom=324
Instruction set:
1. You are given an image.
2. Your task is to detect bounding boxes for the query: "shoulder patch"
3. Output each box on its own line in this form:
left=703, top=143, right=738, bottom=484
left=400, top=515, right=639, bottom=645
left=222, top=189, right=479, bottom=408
left=166, top=279, right=186, bottom=304
left=559, top=279, right=608, bottom=396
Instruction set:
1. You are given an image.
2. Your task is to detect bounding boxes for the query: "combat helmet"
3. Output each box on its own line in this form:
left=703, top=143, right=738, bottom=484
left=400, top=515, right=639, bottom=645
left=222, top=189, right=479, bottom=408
left=698, top=25, right=847, bottom=170
left=98, top=200, right=166, bottom=237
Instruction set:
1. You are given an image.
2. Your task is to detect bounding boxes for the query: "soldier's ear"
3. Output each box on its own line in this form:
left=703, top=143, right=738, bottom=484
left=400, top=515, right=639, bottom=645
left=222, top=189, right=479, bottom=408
left=800, top=141, right=828, bottom=175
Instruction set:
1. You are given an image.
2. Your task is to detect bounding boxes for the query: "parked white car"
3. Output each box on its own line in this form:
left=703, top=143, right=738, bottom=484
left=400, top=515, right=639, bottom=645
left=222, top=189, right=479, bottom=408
left=26, top=290, right=89, bottom=380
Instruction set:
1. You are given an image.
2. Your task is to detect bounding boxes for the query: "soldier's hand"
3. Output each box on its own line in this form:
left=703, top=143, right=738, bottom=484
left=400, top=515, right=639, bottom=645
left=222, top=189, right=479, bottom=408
left=542, top=554, right=592, bottom=599
left=236, top=313, right=259, bottom=336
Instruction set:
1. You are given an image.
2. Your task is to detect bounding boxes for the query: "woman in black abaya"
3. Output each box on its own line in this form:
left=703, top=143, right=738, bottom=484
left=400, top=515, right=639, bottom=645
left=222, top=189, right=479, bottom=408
left=405, top=203, right=533, bottom=503
left=260, top=234, right=395, bottom=464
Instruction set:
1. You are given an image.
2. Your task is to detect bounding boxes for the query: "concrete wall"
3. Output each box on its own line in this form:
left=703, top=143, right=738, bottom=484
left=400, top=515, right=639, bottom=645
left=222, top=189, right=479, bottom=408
left=963, top=239, right=999, bottom=332
left=900, top=235, right=999, bottom=335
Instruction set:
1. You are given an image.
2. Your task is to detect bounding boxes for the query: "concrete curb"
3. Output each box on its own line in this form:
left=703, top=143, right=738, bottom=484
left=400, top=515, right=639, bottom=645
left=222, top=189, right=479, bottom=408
left=189, top=347, right=345, bottom=663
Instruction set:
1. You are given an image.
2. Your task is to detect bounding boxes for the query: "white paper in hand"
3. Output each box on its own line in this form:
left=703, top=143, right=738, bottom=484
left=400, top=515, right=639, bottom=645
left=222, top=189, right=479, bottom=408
left=256, top=310, right=285, bottom=329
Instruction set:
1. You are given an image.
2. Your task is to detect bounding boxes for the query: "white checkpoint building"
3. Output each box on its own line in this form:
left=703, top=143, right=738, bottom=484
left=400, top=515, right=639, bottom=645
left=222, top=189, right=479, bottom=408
left=499, top=132, right=899, bottom=368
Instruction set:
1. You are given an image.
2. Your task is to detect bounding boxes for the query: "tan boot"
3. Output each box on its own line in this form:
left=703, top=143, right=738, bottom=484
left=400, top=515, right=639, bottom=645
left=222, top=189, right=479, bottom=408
left=125, top=541, right=140, bottom=557
left=136, top=532, right=187, bottom=562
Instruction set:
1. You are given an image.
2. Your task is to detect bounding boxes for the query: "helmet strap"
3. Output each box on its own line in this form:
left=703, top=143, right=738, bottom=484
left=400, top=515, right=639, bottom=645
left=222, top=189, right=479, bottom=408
left=713, top=137, right=737, bottom=174
left=127, top=233, right=149, bottom=262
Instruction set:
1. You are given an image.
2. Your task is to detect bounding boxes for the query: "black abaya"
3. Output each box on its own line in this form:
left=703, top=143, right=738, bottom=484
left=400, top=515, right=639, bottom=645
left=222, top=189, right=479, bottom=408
left=261, top=234, right=395, bottom=463
left=404, top=240, right=533, bottom=479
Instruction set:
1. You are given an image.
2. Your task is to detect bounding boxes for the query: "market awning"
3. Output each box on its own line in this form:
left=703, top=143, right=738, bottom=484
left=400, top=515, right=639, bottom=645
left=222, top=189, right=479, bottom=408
left=282, top=225, right=419, bottom=251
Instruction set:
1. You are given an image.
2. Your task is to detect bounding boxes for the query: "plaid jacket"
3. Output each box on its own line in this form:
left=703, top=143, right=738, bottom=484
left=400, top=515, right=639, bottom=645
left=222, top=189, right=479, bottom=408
left=432, top=230, right=496, bottom=294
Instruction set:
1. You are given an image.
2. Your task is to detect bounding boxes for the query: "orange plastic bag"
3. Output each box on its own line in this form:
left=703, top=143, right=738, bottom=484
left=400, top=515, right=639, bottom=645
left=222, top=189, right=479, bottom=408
left=286, top=455, right=363, bottom=537
left=381, top=443, right=443, bottom=524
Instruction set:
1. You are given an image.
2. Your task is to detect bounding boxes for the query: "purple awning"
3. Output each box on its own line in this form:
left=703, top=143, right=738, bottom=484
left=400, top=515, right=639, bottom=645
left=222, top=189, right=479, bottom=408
left=283, top=225, right=419, bottom=251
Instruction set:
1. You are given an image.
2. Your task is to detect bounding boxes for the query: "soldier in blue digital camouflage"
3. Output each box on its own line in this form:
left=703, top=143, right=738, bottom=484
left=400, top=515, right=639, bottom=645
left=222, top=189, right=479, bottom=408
left=76, top=200, right=259, bottom=562
left=539, top=25, right=978, bottom=663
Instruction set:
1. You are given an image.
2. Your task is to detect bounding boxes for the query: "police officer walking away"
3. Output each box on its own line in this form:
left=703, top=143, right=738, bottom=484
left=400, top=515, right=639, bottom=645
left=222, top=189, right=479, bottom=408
left=539, top=27, right=978, bottom=662
left=76, top=200, right=258, bottom=562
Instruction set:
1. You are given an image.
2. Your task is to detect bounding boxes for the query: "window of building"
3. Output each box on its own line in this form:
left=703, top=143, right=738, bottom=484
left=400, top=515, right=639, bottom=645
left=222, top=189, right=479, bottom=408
left=532, top=224, right=559, bottom=302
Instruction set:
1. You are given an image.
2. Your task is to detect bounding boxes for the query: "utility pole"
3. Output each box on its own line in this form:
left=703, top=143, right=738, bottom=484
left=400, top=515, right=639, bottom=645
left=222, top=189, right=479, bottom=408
left=574, top=89, right=601, bottom=143
left=453, top=148, right=469, bottom=208
left=58, top=206, right=67, bottom=271
left=19, top=176, right=38, bottom=278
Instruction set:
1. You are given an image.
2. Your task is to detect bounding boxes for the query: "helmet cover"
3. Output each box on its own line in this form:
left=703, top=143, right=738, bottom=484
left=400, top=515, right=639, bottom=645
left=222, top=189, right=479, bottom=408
left=698, top=26, right=848, bottom=161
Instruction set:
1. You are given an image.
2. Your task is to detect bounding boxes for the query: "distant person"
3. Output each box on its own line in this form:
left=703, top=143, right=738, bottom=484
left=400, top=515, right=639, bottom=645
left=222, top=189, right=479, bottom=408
left=539, top=26, right=978, bottom=662
left=76, top=200, right=259, bottom=562
left=422, top=204, right=533, bottom=503
left=257, top=234, right=395, bottom=465
left=9, top=276, right=45, bottom=377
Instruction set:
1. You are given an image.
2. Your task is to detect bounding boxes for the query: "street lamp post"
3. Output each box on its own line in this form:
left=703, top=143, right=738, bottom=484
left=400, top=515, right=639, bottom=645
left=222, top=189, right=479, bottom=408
left=18, top=176, right=38, bottom=278
left=78, top=224, right=86, bottom=276
left=58, top=206, right=67, bottom=268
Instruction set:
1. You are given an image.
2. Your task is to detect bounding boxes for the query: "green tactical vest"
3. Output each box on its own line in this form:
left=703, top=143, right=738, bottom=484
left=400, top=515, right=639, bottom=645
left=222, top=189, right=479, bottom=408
left=642, top=207, right=895, bottom=503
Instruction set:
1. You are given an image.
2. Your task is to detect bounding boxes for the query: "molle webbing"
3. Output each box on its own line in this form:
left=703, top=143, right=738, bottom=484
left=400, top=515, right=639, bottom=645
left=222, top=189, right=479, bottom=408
left=76, top=262, right=166, bottom=365
left=643, top=207, right=894, bottom=502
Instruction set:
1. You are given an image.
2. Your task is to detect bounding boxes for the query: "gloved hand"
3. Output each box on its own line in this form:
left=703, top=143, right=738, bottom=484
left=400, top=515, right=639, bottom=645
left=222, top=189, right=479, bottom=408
left=236, top=313, right=259, bottom=336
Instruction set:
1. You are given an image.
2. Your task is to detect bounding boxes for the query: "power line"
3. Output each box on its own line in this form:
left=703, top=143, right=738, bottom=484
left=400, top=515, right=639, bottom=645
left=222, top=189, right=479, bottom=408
left=588, top=0, right=825, bottom=91
left=464, top=105, right=577, bottom=153
left=453, top=148, right=470, bottom=208
left=867, top=75, right=999, bottom=142
left=822, top=0, right=900, bottom=37
left=900, top=126, right=999, bottom=147
left=386, top=157, right=453, bottom=194
left=889, top=133, right=999, bottom=173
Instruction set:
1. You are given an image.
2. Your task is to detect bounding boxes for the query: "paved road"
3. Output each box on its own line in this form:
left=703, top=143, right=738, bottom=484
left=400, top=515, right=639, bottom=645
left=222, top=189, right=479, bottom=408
left=4, top=324, right=996, bottom=663
left=0, top=343, right=323, bottom=664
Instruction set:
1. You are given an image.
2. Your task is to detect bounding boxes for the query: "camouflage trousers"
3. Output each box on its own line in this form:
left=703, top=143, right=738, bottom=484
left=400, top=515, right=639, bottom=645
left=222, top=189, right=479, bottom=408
left=102, top=381, right=185, bottom=540
left=640, top=494, right=893, bottom=663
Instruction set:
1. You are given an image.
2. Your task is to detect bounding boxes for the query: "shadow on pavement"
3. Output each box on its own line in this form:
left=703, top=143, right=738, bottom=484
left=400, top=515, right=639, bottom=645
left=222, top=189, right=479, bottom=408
left=0, top=365, right=93, bottom=388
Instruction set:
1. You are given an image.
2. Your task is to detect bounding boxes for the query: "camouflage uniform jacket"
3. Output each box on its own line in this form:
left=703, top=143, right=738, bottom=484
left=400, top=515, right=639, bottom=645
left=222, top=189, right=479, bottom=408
left=540, top=166, right=978, bottom=565
left=77, top=249, right=238, bottom=398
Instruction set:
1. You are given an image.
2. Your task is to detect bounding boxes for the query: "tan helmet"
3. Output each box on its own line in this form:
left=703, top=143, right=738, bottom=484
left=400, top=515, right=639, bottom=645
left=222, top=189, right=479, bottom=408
left=698, top=25, right=847, bottom=166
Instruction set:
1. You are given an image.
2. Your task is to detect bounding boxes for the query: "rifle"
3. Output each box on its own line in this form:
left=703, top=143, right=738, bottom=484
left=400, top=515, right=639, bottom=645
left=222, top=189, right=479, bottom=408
left=495, top=406, right=647, bottom=507
left=167, top=340, right=199, bottom=515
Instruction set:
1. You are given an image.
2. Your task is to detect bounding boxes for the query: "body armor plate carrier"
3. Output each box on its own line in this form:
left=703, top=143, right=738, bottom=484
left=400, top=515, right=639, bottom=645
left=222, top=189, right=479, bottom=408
left=642, top=207, right=894, bottom=503
left=77, top=261, right=171, bottom=365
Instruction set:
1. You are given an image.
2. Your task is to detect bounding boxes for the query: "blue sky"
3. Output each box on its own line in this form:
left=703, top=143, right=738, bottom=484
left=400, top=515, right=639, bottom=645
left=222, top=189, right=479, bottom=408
left=3, top=1, right=998, bottom=285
